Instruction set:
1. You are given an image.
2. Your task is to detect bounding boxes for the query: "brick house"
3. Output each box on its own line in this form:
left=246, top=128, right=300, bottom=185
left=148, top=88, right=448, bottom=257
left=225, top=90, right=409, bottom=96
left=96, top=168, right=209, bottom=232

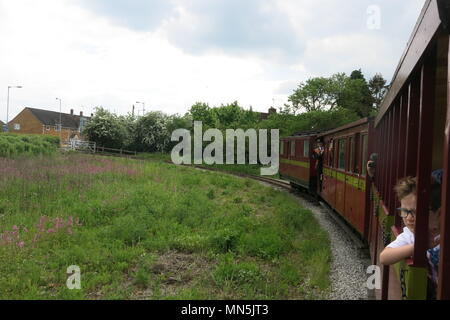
left=7, top=107, right=90, bottom=142
left=259, top=107, right=277, bottom=120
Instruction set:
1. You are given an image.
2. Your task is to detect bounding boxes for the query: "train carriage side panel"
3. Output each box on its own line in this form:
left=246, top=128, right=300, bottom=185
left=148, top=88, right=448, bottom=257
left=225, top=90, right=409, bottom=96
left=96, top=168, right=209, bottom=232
left=280, top=135, right=316, bottom=189
left=318, top=119, right=372, bottom=237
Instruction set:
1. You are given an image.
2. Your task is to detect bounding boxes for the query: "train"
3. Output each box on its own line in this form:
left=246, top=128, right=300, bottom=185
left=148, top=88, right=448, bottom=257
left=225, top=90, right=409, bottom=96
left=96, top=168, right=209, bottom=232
left=279, top=0, right=450, bottom=300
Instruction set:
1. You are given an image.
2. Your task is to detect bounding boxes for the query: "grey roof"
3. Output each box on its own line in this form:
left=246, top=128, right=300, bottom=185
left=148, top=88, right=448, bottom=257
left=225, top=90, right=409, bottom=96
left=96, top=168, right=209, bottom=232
left=26, top=107, right=90, bottom=129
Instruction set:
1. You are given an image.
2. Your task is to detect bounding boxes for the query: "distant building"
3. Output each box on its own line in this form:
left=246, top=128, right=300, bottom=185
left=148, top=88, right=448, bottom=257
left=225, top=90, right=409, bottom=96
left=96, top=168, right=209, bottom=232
left=259, top=107, right=277, bottom=120
left=7, top=107, right=91, bottom=141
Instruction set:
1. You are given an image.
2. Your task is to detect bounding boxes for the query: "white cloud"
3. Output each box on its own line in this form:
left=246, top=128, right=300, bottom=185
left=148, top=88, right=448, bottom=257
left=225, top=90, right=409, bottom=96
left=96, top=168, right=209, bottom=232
left=302, top=33, right=395, bottom=78
left=0, top=0, right=427, bottom=123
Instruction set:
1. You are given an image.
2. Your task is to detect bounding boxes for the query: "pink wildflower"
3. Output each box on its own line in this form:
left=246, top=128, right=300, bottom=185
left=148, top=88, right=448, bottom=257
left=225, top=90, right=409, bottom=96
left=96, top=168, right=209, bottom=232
left=17, top=241, right=25, bottom=248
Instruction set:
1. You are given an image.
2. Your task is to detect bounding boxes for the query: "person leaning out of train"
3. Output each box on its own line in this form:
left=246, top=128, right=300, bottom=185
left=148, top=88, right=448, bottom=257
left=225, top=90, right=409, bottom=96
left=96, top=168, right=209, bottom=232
left=366, top=153, right=378, bottom=180
left=379, top=175, right=441, bottom=266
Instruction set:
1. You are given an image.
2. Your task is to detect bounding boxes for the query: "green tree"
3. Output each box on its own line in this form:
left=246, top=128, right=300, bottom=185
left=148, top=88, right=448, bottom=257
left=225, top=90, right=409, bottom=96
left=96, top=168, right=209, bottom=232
left=288, top=77, right=338, bottom=114
left=84, top=107, right=128, bottom=149
left=258, top=108, right=359, bottom=138
left=132, top=112, right=171, bottom=152
left=287, top=70, right=377, bottom=118
left=369, top=73, right=389, bottom=112
left=189, top=102, right=217, bottom=127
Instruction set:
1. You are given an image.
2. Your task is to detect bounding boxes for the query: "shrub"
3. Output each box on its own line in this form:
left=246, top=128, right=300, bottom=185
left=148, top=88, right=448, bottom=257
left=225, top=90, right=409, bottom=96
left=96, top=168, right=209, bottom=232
left=0, top=133, right=59, bottom=157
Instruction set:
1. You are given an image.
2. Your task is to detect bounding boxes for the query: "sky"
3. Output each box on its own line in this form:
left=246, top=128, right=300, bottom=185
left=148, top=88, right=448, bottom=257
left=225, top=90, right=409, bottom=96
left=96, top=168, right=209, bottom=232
left=0, top=0, right=425, bottom=122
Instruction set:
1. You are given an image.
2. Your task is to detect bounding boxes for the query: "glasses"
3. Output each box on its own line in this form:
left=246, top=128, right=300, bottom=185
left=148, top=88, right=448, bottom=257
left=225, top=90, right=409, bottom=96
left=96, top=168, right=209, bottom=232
left=397, top=208, right=416, bottom=219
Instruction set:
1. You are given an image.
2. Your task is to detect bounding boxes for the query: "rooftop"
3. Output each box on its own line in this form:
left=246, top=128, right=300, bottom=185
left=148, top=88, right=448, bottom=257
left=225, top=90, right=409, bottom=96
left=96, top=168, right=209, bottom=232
left=24, top=107, right=90, bottom=129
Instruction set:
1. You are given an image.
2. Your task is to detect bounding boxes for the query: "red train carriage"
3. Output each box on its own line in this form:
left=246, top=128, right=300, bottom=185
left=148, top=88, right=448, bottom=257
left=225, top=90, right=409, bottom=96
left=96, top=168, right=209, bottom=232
left=318, top=118, right=372, bottom=237
left=368, top=0, right=450, bottom=300
left=280, top=133, right=318, bottom=191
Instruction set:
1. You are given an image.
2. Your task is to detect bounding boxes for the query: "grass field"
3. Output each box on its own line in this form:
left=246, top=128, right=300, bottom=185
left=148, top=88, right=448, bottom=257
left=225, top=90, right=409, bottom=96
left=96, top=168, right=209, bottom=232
left=0, top=153, right=330, bottom=299
left=135, top=152, right=279, bottom=177
left=0, top=133, right=60, bottom=157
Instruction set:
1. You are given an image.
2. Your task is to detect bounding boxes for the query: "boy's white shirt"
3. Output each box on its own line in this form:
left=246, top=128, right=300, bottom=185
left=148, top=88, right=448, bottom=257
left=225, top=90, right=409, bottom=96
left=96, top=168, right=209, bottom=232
left=386, top=227, right=415, bottom=248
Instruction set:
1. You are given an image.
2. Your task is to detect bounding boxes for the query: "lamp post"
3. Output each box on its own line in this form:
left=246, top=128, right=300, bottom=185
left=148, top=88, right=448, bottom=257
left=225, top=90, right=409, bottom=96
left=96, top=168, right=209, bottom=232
left=56, top=97, right=62, bottom=141
left=136, top=101, right=146, bottom=117
left=6, top=86, right=22, bottom=131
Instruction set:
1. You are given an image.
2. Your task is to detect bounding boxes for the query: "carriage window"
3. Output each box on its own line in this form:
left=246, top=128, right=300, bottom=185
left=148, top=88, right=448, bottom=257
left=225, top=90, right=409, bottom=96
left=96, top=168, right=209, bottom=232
left=338, top=139, right=346, bottom=170
left=349, top=137, right=354, bottom=173
left=361, top=135, right=368, bottom=176
left=291, top=141, right=296, bottom=157
left=303, top=140, right=310, bottom=158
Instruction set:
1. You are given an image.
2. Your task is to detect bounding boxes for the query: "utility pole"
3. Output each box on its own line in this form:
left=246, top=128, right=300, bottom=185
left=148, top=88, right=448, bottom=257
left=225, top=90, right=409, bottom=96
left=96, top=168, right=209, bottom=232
left=56, top=97, right=62, bottom=142
left=136, top=101, right=146, bottom=117
left=6, top=86, right=22, bottom=131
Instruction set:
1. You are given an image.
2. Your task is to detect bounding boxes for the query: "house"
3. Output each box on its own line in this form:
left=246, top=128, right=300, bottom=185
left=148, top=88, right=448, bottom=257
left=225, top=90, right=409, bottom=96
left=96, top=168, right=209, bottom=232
left=259, top=107, right=277, bottom=120
left=7, top=107, right=91, bottom=142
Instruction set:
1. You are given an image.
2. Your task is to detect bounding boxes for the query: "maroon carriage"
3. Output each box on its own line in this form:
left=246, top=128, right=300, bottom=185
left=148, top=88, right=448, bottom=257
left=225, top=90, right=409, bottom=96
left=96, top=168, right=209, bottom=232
left=279, top=133, right=319, bottom=192
left=317, top=118, right=372, bottom=237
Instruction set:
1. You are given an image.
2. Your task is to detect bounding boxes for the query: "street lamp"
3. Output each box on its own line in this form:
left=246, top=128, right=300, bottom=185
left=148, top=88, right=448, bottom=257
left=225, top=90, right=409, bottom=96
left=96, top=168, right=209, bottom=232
left=136, top=101, right=146, bottom=117
left=6, top=86, right=23, bottom=130
left=56, top=97, right=62, bottom=141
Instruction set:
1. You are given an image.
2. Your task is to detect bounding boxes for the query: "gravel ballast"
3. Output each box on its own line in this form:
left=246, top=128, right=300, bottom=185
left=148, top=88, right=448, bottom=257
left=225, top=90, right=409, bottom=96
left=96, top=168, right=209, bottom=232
left=292, top=193, right=371, bottom=300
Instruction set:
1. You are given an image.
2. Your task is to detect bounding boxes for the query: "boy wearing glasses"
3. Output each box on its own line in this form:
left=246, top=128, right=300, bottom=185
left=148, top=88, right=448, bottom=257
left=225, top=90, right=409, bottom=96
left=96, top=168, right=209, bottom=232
left=379, top=175, right=441, bottom=266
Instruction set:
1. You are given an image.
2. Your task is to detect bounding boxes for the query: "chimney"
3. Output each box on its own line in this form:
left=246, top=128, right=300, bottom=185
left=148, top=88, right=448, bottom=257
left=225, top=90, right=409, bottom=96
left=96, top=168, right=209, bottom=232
left=70, top=109, right=74, bottom=115
left=80, top=111, right=83, bottom=117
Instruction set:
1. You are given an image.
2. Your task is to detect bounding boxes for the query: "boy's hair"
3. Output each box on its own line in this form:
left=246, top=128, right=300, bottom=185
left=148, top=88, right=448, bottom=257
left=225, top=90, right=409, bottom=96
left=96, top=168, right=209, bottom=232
left=394, top=174, right=441, bottom=211
left=394, top=176, right=417, bottom=200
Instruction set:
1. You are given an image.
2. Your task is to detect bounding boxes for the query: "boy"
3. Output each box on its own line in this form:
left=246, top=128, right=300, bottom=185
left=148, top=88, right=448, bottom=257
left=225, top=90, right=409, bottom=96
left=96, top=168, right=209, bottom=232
left=380, top=176, right=441, bottom=265
left=379, top=174, right=441, bottom=298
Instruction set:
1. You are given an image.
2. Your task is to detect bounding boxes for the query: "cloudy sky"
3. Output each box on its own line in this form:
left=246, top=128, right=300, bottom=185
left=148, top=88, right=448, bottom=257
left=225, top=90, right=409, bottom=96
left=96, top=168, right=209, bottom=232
left=0, top=0, right=425, bottom=122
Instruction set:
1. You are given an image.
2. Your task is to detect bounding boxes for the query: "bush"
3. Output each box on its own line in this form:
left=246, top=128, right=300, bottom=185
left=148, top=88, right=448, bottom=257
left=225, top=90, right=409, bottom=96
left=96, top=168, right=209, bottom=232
left=0, top=133, right=59, bottom=157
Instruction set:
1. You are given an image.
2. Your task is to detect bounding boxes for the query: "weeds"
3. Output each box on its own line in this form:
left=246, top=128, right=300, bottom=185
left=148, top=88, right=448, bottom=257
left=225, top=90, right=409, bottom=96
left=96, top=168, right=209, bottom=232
left=0, top=154, right=330, bottom=299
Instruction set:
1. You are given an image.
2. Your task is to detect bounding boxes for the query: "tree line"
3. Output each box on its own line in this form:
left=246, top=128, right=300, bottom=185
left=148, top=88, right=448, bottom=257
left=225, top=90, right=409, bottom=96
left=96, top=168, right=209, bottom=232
left=84, top=69, right=388, bottom=152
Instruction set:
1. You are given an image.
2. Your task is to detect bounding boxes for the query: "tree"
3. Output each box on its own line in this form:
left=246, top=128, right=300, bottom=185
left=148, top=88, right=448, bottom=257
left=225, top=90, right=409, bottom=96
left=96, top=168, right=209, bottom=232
left=189, top=102, right=217, bottom=127
left=287, top=70, right=378, bottom=118
left=338, top=77, right=373, bottom=118
left=369, top=73, right=389, bottom=112
left=288, top=77, right=338, bottom=114
left=258, top=108, right=359, bottom=138
left=84, top=107, right=128, bottom=149
left=132, top=112, right=171, bottom=152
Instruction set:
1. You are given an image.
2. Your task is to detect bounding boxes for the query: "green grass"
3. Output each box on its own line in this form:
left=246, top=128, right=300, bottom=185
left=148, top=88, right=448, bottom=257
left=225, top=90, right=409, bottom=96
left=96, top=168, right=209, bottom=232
left=136, top=152, right=279, bottom=177
left=0, top=133, right=59, bottom=157
left=0, top=153, right=330, bottom=299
